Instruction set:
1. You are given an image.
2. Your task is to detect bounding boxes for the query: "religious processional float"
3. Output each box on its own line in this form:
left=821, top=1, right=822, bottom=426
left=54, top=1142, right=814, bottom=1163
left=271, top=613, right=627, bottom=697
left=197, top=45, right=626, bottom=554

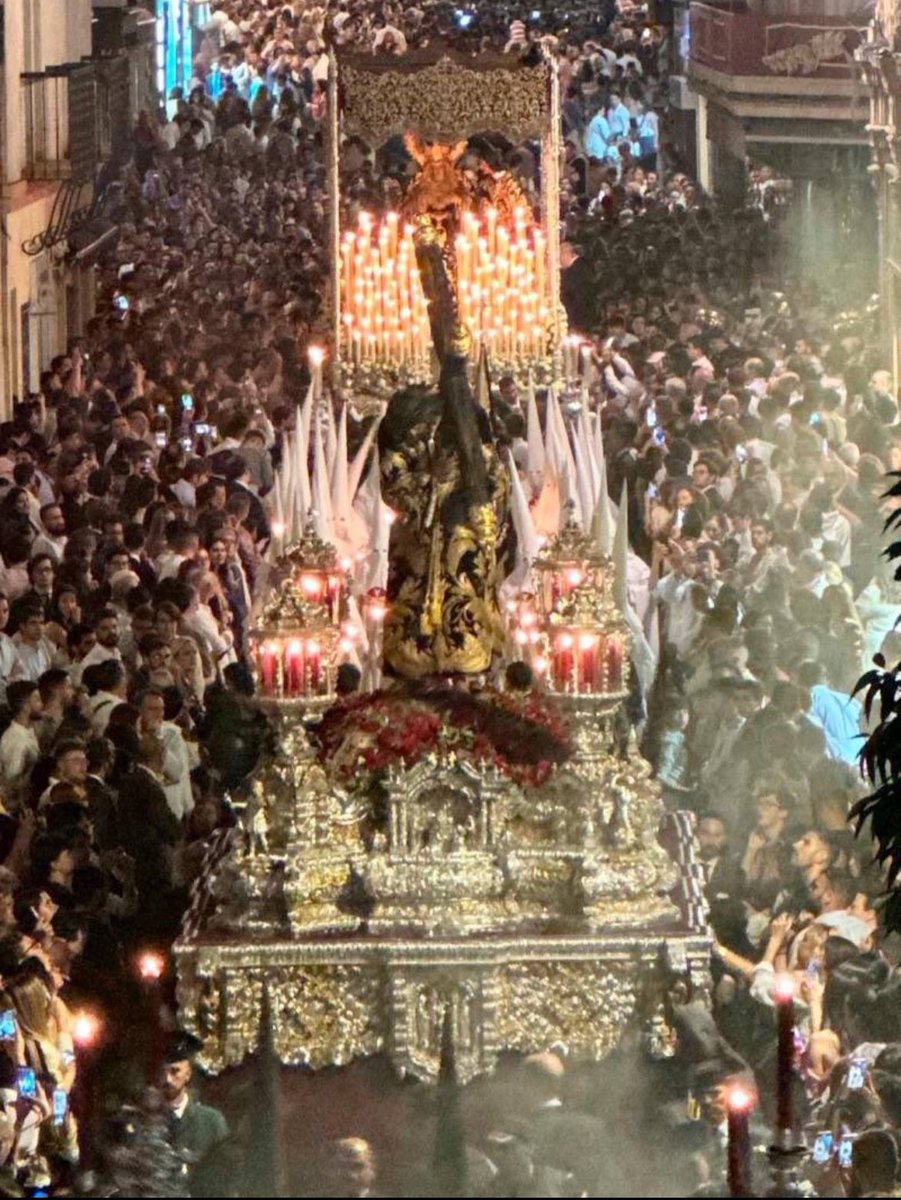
left=174, top=47, right=710, bottom=1091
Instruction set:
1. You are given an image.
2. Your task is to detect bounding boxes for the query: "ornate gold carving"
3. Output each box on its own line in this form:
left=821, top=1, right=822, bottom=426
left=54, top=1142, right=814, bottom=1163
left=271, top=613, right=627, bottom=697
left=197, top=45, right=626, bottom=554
left=392, top=973, right=491, bottom=1084
left=281, top=528, right=339, bottom=572
left=269, top=966, right=384, bottom=1068
left=340, top=57, right=551, bottom=144
left=494, top=962, right=639, bottom=1059
left=403, top=134, right=471, bottom=225
left=535, top=505, right=605, bottom=572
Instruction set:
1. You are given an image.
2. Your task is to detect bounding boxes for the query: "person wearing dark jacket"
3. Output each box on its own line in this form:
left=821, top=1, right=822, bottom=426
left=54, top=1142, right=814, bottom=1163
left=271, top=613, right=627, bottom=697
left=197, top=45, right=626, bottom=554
left=108, top=726, right=180, bottom=911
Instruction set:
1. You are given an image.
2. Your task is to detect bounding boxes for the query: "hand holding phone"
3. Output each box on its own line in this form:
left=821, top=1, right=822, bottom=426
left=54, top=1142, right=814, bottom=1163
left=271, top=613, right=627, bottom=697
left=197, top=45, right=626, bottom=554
left=812, top=1132, right=834, bottom=1165
left=847, top=1059, right=867, bottom=1090
left=17, top=1067, right=38, bottom=1100
left=52, top=1087, right=67, bottom=1126
left=0, top=1010, right=16, bottom=1040
left=838, top=1134, right=854, bottom=1168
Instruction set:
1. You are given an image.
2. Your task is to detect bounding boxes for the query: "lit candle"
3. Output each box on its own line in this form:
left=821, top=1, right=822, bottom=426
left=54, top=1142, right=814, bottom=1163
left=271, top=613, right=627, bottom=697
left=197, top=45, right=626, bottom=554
left=725, top=1084, right=754, bottom=1198
left=554, top=632, right=574, bottom=691
left=775, top=977, right=796, bottom=1141
left=486, top=207, right=497, bottom=258
left=301, top=572, right=326, bottom=605
left=260, top=640, right=279, bottom=696
left=327, top=573, right=343, bottom=623
left=534, top=228, right=546, bottom=300
left=285, top=639, right=304, bottom=698
left=308, top=346, right=325, bottom=401
left=581, top=343, right=593, bottom=388
left=579, top=633, right=598, bottom=694
left=564, top=567, right=584, bottom=596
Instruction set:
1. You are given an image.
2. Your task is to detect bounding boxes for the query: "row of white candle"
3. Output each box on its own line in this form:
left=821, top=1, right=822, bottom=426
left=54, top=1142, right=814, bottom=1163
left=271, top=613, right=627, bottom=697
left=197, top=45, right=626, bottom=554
left=561, top=335, right=593, bottom=384
left=341, top=213, right=432, bottom=366
left=340, top=207, right=554, bottom=369
left=455, top=208, right=549, bottom=363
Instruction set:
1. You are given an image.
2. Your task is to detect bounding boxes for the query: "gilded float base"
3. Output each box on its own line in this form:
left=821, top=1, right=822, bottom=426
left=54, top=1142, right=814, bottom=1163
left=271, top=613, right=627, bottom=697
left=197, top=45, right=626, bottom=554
left=174, top=930, right=710, bottom=1085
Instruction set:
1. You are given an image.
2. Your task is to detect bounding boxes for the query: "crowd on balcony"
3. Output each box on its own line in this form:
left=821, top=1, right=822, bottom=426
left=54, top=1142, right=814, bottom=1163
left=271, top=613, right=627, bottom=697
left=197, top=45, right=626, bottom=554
left=0, top=0, right=892, bottom=1195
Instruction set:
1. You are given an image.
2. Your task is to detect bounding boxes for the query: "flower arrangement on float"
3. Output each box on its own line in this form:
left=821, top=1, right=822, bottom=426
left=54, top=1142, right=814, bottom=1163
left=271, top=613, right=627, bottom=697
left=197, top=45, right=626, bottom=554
left=317, top=686, right=572, bottom=791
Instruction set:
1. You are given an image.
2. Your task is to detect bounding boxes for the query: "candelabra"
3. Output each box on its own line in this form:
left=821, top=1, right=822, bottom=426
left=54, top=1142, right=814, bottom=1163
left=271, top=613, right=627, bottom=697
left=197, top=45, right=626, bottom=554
left=249, top=529, right=353, bottom=711
left=511, top=507, right=630, bottom=700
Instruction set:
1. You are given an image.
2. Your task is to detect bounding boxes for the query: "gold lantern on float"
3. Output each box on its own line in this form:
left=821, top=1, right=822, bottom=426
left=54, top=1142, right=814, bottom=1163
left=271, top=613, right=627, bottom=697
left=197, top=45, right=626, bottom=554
left=546, top=582, right=630, bottom=697
left=250, top=529, right=350, bottom=708
left=519, top=504, right=631, bottom=698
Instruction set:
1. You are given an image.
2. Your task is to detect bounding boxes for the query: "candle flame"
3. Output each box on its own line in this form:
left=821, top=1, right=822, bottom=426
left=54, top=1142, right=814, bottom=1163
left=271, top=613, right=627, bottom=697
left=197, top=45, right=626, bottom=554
left=725, top=1084, right=755, bottom=1113
left=138, top=951, right=165, bottom=981
left=308, top=345, right=325, bottom=367
left=72, top=1012, right=100, bottom=1048
left=775, top=976, right=796, bottom=1001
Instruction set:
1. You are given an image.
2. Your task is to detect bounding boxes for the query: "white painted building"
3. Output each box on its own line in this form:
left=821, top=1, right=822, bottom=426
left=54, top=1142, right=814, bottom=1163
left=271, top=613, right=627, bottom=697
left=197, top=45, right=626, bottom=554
left=0, top=0, right=155, bottom=415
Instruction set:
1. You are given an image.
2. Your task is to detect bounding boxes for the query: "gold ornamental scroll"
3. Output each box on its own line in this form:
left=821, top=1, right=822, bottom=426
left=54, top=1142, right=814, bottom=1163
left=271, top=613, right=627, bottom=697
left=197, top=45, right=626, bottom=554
left=329, top=49, right=559, bottom=382
left=338, top=52, right=551, bottom=144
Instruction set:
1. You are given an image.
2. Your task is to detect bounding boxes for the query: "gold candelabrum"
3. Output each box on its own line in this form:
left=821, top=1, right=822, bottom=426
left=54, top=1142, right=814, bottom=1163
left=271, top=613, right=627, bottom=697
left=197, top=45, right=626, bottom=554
left=249, top=530, right=356, bottom=708
left=512, top=507, right=631, bottom=699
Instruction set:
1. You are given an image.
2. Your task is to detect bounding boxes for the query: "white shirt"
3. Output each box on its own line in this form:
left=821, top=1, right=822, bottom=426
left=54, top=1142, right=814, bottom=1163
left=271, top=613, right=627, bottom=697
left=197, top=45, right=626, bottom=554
left=154, top=721, right=194, bottom=822
left=160, top=120, right=181, bottom=152
left=0, top=721, right=39, bottom=788
left=71, top=643, right=121, bottom=687
left=655, top=573, right=704, bottom=658
left=31, top=532, right=67, bottom=564
left=0, top=634, right=18, bottom=703
left=183, top=605, right=234, bottom=666
left=90, top=691, right=122, bottom=735
left=156, top=551, right=187, bottom=582
left=12, top=635, right=54, bottom=682
left=822, top=508, right=852, bottom=568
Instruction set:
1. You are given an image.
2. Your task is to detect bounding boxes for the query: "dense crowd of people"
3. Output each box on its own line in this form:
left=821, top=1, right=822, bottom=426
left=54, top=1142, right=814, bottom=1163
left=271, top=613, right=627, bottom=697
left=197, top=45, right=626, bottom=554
left=0, top=0, right=893, bottom=1194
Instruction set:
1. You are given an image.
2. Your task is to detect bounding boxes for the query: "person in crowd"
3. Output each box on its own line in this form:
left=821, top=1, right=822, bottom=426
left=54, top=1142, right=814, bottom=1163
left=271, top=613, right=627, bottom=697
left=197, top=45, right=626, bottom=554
left=159, top=1032, right=229, bottom=1184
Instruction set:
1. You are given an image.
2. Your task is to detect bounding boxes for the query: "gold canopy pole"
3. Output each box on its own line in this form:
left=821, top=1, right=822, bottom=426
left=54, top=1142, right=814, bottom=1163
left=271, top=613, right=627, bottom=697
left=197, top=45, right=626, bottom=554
left=542, top=50, right=563, bottom=374
left=328, top=50, right=341, bottom=390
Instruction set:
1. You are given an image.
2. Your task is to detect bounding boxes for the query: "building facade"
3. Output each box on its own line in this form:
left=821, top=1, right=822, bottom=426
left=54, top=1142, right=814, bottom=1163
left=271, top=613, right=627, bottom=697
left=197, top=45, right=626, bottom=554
left=0, top=0, right=155, bottom=415
left=673, top=0, right=874, bottom=299
left=859, top=0, right=901, bottom=386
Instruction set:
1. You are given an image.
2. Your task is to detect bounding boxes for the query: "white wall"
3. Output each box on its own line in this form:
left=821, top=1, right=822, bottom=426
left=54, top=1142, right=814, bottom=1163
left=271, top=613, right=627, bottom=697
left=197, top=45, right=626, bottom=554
left=3, top=0, right=27, bottom=185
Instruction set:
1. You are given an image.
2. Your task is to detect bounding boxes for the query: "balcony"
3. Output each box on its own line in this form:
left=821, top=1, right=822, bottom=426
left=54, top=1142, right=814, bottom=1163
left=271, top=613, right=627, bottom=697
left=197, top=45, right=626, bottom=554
left=690, top=2, right=865, bottom=81
left=22, top=55, right=130, bottom=182
left=22, top=62, right=97, bottom=181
